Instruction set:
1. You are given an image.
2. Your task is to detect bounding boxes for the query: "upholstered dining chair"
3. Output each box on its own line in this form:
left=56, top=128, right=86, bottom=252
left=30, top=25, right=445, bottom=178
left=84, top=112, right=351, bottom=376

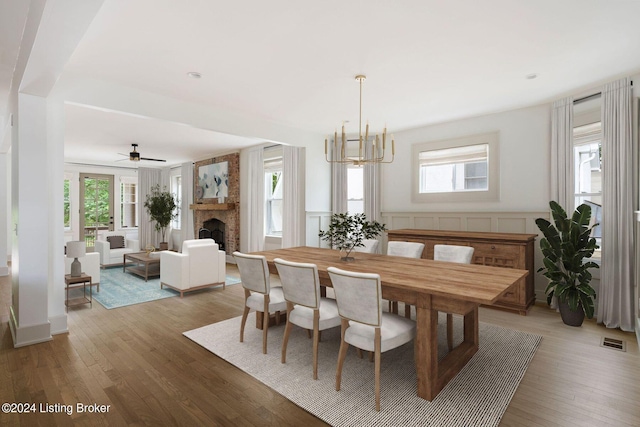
left=386, top=241, right=425, bottom=315
left=328, top=266, right=416, bottom=411
left=274, top=258, right=341, bottom=379
left=434, top=244, right=475, bottom=351
left=233, top=251, right=288, bottom=354
left=353, top=239, right=380, bottom=254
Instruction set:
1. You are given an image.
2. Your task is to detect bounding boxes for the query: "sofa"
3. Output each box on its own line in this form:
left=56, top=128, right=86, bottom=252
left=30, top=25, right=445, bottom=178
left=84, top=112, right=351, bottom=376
left=160, top=238, right=226, bottom=297
left=64, top=252, right=101, bottom=290
left=95, top=231, right=140, bottom=268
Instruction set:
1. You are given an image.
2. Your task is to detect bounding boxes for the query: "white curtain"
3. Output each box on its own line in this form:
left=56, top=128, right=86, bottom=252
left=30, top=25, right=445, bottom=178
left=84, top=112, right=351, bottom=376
left=331, top=140, right=348, bottom=214
left=551, top=97, right=574, bottom=211
left=282, top=145, right=305, bottom=248
left=138, top=167, right=162, bottom=249
left=364, top=140, right=381, bottom=223
left=597, top=77, right=635, bottom=331
left=246, top=149, right=265, bottom=252
left=180, top=162, right=195, bottom=248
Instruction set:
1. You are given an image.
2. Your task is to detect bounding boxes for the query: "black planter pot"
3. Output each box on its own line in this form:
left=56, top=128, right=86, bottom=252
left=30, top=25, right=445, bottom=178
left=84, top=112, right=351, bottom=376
left=558, top=301, right=585, bottom=327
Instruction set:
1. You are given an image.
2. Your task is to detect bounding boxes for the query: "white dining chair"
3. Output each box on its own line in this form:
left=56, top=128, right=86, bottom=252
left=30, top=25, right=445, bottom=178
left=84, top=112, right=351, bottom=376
left=328, top=266, right=416, bottom=411
left=386, top=241, right=425, bottom=315
left=434, top=244, right=475, bottom=351
left=274, top=258, right=341, bottom=379
left=353, top=239, right=380, bottom=254
left=233, top=251, right=288, bottom=354
left=386, top=241, right=425, bottom=258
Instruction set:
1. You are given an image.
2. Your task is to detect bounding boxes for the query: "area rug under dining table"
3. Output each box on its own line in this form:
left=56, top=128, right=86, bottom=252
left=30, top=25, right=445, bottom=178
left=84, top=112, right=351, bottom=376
left=184, top=312, right=542, bottom=427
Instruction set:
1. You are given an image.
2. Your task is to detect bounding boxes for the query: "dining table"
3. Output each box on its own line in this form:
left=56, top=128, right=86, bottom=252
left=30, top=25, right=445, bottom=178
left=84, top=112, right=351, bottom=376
left=250, top=246, right=529, bottom=401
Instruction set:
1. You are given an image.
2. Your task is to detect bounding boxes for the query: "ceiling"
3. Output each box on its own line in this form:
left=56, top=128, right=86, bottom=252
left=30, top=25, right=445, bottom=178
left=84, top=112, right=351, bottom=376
left=4, top=0, right=640, bottom=168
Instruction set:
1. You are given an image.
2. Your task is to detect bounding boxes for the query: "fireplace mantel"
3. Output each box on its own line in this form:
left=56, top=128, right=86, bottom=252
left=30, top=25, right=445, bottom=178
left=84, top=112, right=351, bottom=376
left=189, top=203, right=236, bottom=211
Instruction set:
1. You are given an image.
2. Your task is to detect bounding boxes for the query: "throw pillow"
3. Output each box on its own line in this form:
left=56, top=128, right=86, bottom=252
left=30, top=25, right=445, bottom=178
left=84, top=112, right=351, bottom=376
left=106, top=235, right=125, bottom=249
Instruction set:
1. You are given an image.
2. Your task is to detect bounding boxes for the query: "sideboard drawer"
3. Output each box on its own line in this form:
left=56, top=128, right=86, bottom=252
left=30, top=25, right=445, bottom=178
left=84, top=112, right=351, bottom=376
left=472, top=243, right=523, bottom=269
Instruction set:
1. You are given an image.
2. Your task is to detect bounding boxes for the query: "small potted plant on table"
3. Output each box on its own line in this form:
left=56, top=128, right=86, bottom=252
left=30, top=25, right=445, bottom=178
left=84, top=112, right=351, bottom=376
left=319, top=213, right=386, bottom=261
left=535, top=201, right=599, bottom=326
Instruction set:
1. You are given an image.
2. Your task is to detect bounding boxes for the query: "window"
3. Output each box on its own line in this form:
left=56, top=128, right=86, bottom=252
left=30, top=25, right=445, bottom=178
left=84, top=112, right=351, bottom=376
left=347, top=165, right=364, bottom=214
left=264, top=157, right=283, bottom=236
left=63, top=178, right=71, bottom=230
left=412, top=132, right=499, bottom=203
left=171, top=175, right=182, bottom=229
left=574, top=122, right=602, bottom=243
left=418, top=144, right=488, bottom=193
left=120, top=177, right=138, bottom=228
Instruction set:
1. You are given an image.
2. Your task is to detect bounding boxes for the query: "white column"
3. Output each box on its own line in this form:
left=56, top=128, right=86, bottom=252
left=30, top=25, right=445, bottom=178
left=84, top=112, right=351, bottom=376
left=48, top=96, right=67, bottom=335
left=0, top=135, right=9, bottom=275
left=9, top=93, right=53, bottom=346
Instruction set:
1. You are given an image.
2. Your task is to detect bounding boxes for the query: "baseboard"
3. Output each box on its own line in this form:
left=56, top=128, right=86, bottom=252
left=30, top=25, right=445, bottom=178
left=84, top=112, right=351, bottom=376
left=9, top=307, right=52, bottom=348
left=49, top=313, right=69, bottom=335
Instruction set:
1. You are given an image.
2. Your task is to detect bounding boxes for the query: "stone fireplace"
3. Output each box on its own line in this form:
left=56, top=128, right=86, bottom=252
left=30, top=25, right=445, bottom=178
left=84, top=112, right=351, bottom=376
left=191, top=153, right=240, bottom=255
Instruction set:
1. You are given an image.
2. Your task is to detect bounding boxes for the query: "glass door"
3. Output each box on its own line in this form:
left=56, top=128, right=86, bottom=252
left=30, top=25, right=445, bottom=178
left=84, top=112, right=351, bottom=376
left=80, top=173, right=114, bottom=248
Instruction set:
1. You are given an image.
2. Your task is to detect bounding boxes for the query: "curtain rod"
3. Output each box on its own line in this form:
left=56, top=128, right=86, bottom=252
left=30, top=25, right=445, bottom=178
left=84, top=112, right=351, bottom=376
left=573, top=92, right=601, bottom=105
left=573, top=80, right=634, bottom=105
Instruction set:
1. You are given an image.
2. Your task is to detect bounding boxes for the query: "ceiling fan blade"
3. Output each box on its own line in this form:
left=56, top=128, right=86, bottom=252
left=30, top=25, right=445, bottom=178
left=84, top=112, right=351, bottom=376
left=140, top=157, right=167, bottom=162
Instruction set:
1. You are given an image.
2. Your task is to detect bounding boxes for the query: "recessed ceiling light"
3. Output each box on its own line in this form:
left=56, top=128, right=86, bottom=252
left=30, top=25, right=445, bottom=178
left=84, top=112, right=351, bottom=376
left=525, top=73, right=538, bottom=80
left=187, top=72, right=202, bottom=79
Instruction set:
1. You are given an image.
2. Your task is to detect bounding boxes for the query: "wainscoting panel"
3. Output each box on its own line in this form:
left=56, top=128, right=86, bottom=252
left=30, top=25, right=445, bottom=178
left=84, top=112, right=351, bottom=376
left=306, top=211, right=332, bottom=248
left=467, top=217, right=492, bottom=232
left=496, top=217, right=528, bottom=234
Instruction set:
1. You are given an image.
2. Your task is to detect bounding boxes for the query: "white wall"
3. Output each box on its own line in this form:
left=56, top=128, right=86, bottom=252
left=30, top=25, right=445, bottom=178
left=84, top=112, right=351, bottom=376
left=382, top=103, right=551, bottom=212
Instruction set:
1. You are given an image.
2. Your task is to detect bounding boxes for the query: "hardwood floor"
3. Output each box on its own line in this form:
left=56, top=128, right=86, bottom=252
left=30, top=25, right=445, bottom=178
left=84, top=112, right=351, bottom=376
left=1, top=265, right=638, bottom=426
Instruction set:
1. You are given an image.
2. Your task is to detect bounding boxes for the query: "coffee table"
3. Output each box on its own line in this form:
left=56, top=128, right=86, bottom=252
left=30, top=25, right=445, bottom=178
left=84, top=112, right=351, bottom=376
left=123, top=252, right=160, bottom=281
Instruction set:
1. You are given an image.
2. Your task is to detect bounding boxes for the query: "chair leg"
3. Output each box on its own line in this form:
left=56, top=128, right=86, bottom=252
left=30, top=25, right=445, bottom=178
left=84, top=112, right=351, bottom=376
left=375, top=328, right=381, bottom=412
left=281, top=304, right=294, bottom=363
left=312, top=310, right=320, bottom=380
left=447, top=313, right=454, bottom=351
left=336, top=319, right=350, bottom=391
left=307, top=329, right=312, bottom=339
left=240, top=290, right=251, bottom=343
left=262, top=295, right=270, bottom=354
left=404, top=303, right=412, bottom=319
left=356, top=348, right=363, bottom=359
left=275, top=311, right=281, bottom=326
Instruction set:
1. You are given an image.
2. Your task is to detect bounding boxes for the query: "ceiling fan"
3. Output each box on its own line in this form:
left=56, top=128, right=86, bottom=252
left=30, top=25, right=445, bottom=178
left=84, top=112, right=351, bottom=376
left=118, top=143, right=166, bottom=162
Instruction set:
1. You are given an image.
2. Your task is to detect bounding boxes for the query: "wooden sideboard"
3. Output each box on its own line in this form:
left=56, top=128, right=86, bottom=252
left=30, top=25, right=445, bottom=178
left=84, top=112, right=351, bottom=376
left=387, top=229, right=537, bottom=315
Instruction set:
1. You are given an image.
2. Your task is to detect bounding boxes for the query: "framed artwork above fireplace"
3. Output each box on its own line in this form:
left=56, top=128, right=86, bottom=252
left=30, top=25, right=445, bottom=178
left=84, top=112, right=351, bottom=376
left=196, top=161, right=229, bottom=201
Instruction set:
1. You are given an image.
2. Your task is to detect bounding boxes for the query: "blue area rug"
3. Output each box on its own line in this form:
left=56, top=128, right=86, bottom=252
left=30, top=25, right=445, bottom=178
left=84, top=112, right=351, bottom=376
left=71, top=267, right=240, bottom=309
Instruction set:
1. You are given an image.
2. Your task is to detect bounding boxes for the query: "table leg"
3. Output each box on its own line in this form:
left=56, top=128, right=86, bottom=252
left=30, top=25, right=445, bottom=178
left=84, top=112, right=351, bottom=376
left=415, top=294, right=438, bottom=401
left=415, top=296, right=480, bottom=401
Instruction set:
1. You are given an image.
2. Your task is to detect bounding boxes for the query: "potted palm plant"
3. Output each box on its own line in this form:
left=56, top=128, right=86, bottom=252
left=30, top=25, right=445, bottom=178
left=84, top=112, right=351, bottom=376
left=319, top=213, right=386, bottom=261
left=535, top=201, right=599, bottom=326
left=144, top=184, right=178, bottom=250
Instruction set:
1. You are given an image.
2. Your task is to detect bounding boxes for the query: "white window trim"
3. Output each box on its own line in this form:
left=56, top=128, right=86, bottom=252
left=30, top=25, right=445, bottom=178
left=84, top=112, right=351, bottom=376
left=120, top=176, right=138, bottom=229
left=412, top=131, right=500, bottom=203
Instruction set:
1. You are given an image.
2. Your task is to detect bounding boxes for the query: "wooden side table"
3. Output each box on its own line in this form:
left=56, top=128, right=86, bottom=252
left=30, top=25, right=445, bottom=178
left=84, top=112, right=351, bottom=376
left=64, top=273, right=92, bottom=311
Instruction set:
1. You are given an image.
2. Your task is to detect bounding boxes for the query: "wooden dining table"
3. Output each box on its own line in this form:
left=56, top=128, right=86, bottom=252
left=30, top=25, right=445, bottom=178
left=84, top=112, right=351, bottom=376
left=251, top=246, right=529, bottom=402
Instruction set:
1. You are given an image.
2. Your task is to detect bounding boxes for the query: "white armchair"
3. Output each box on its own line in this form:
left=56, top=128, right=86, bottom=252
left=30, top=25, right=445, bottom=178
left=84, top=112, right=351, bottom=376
left=160, top=239, right=226, bottom=297
left=95, top=231, right=140, bottom=268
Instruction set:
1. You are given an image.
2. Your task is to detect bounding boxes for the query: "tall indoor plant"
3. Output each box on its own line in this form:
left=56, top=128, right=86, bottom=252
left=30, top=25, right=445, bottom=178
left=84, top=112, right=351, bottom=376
left=535, top=201, right=599, bottom=326
left=319, top=213, right=386, bottom=261
left=144, top=184, right=178, bottom=250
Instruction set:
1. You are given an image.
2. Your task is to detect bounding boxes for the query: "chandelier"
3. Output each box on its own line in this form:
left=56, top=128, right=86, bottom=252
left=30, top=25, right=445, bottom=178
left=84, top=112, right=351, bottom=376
left=325, top=75, right=395, bottom=165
